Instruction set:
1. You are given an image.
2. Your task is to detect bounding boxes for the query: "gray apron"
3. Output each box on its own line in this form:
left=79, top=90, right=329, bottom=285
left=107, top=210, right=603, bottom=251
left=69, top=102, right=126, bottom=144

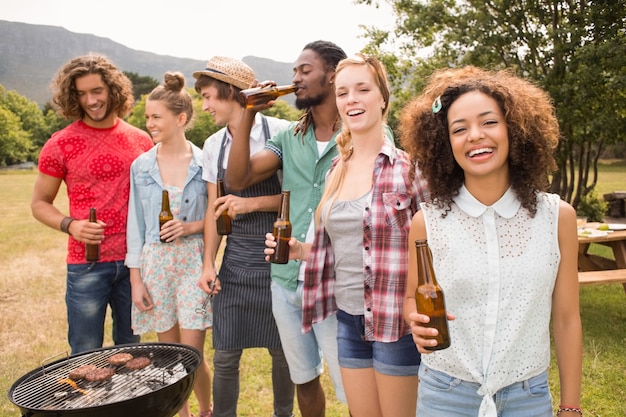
left=213, top=115, right=283, bottom=350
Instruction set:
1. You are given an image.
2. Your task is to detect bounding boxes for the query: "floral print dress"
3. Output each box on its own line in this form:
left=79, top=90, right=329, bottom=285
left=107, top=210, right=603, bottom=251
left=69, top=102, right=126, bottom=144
left=132, top=184, right=211, bottom=334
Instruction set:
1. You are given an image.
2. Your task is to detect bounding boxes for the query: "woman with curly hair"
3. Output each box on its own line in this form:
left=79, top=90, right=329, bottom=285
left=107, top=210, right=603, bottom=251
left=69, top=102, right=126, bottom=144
left=400, top=66, right=582, bottom=417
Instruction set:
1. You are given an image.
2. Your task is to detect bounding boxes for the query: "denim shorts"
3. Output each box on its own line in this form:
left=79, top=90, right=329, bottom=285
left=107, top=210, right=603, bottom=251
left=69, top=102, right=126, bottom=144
left=336, top=309, right=420, bottom=377
left=417, top=364, right=553, bottom=417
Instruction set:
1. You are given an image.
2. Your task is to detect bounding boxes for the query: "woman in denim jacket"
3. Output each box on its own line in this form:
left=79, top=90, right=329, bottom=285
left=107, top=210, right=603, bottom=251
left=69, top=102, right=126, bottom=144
left=125, top=72, right=213, bottom=417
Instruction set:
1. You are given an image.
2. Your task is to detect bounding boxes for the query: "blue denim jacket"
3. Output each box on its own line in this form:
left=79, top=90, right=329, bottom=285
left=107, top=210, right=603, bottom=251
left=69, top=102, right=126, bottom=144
left=125, top=142, right=207, bottom=268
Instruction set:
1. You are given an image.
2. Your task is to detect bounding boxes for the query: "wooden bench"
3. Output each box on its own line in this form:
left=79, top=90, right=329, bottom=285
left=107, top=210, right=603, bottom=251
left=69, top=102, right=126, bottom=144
left=578, top=268, right=626, bottom=288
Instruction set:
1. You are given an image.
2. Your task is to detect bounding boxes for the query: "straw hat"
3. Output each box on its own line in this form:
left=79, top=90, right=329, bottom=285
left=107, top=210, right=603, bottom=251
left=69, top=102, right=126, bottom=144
left=192, top=56, right=255, bottom=90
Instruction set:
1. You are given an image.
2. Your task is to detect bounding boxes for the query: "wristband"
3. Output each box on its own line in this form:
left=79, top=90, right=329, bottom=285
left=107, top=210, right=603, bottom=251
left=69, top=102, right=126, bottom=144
left=60, top=217, right=75, bottom=235
left=556, top=406, right=582, bottom=416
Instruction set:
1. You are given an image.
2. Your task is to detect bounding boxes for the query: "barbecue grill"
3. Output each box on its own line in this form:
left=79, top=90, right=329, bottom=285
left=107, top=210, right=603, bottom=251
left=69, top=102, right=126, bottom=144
left=8, top=342, right=202, bottom=417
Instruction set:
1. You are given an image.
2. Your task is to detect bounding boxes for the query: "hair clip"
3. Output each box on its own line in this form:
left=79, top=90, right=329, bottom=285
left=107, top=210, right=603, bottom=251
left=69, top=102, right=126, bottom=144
left=432, top=96, right=442, bottom=113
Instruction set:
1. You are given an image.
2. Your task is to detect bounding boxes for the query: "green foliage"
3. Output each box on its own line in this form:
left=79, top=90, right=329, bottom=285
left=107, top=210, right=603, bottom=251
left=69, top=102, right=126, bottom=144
left=0, top=107, right=33, bottom=166
left=186, top=103, right=219, bottom=148
left=262, top=99, right=302, bottom=121
left=1, top=90, right=49, bottom=149
left=126, top=94, right=147, bottom=130
left=124, top=71, right=159, bottom=102
left=0, top=85, right=61, bottom=164
left=576, top=189, right=608, bottom=223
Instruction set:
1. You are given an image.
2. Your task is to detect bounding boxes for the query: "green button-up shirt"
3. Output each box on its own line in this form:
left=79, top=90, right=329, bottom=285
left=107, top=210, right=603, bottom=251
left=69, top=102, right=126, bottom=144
left=265, top=122, right=340, bottom=290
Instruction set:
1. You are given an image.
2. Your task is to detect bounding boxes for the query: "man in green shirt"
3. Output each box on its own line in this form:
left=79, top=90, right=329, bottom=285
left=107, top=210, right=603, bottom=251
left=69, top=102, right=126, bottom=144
left=225, top=41, right=347, bottom=417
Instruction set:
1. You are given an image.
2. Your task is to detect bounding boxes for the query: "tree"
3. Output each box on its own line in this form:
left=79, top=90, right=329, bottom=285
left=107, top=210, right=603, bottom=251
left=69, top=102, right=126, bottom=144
left=358, top=0, right=626, bottom=207
left=1, top=88, right=50, bottom=149
left=0, top=107, right=33, bottom=166
left=124, top=72, right=159, bottom=102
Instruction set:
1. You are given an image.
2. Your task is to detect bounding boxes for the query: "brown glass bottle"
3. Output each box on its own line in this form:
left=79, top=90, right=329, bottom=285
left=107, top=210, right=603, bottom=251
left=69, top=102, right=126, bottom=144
left=159, top=190, right=174, bottom=243
left=414, top=239, right=451, bottom=351
left=216, top=179, right=232, bottom=235
left=85, top=208, right=100, bottom=262
left=240, top=84, right=298, bottom=109
left=269, top=190, right=292, bottom=264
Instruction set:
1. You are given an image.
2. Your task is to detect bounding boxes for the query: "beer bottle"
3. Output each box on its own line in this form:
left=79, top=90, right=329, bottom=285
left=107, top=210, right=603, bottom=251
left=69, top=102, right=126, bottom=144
left=240, top=84, right=298, bottom=109
left=414, top=239, right=451, bottom=351
left=85, top=208, right=100, bottom=262
left=216, top=179, right=232, bottom=235
left=270, top=190, right=292, bottom=264
left=159, top=190, right=174, bottom=243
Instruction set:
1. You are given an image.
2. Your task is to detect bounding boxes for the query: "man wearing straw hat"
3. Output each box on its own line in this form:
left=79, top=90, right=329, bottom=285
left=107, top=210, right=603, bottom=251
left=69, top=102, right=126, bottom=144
left=224, top=41, right=348, bottom=417
left=194, top=56, right=295, bottom=417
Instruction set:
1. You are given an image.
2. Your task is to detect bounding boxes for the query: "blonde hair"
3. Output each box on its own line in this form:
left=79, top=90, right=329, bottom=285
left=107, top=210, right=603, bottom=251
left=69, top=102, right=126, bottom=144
left=315, top=54, right=391, bottom=225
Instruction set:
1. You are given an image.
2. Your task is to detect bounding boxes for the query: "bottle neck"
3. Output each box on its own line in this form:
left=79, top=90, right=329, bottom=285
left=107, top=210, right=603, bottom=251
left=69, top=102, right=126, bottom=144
left=415, top=242, right=435, bottom=286
left=277, top=192, right=290, bottom=220
left=161, top=191, right=170, bottom=211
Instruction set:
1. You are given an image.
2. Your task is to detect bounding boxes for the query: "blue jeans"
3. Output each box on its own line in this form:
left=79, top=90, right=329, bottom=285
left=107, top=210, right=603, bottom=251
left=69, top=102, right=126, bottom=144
left=417, top=365, right=553, bottom=417
left=66, top=261, right=139, bottom=354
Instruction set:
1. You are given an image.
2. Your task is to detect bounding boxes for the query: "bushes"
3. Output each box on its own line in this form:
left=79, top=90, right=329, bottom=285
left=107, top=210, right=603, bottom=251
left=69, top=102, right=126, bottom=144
left=576, top=189, right=608, bottom=222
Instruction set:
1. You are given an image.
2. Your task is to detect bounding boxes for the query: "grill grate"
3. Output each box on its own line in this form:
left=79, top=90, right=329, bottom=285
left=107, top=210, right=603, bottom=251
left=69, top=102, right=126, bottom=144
left=11, top=344, right=198, bottom=411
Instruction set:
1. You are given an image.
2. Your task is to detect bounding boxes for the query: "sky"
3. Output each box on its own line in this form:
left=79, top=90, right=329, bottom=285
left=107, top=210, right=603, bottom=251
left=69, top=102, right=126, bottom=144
left=1, top=0, right=395, bottom=63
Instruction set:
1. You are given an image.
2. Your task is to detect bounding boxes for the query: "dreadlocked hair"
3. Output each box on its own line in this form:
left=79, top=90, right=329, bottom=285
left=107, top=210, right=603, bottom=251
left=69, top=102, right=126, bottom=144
left=294, top=40, right=347, bottom=136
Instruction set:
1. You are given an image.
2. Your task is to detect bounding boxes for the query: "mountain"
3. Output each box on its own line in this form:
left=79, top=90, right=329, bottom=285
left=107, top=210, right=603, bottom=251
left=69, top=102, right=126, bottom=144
left=0, top=20, right=294, bottom=106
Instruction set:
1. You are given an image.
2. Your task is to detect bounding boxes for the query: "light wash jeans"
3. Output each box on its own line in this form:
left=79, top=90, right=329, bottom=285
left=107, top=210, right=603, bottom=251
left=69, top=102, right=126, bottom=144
left=417, top=364, right=553, bottom=417
left=66, top=261, right=139, bottom=354
left=271, top=280, right=346, bottom=403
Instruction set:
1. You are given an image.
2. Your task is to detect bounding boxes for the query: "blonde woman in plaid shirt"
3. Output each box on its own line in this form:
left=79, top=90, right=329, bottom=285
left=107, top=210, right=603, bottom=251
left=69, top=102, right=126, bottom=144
left=266, top=55, right=429, bottom=417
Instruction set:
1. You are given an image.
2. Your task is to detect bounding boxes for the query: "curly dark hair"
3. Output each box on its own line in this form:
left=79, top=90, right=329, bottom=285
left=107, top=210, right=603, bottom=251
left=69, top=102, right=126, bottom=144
left=399, top=66, right=559, bottom=216
left=51, top=54, right=135, bottom=120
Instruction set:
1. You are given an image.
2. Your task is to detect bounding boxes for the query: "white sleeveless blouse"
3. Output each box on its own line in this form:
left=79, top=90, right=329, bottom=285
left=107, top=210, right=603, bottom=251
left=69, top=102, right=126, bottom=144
left=421, top=186, right=561, bottom=417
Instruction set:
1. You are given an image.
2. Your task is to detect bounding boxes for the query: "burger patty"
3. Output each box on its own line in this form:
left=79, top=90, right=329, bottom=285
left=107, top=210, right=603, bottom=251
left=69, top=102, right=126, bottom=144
left=84, top=367, right=115, bottom=382
left=125, top=356, right=151, bottom=370
left=108, top=352, right=134, bottom=366
left=68, top=364, right=97, bottom=380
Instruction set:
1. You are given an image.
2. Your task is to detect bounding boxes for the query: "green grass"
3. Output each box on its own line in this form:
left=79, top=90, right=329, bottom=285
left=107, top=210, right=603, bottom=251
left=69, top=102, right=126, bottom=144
left=594, top=160, right=626, bottom=196
left=1, top=166, right=624, bottom=417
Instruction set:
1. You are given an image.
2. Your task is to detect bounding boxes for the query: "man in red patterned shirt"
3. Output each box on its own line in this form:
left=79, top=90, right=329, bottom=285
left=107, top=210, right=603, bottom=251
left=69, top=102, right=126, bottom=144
left=31, top=54, right=153, bottom=354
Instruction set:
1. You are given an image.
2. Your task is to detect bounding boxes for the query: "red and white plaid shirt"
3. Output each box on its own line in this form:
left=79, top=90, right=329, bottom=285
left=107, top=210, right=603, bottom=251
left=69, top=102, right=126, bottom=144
left=302, top=139, right=429, bottom=342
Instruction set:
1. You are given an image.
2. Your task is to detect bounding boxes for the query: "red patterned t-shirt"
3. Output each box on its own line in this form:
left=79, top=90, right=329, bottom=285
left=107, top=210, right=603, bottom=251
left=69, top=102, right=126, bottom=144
left=38, top=119, right=153, bottom=264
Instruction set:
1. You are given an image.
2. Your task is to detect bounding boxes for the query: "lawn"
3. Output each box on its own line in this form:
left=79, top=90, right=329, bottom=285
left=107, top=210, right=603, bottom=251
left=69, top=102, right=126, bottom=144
left=0, top=167, right=624, bottom=417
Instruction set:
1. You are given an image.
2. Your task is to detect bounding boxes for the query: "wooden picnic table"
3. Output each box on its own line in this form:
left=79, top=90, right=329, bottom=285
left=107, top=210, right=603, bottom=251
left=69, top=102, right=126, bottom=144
left=577, top=222, right=626, bottom=294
